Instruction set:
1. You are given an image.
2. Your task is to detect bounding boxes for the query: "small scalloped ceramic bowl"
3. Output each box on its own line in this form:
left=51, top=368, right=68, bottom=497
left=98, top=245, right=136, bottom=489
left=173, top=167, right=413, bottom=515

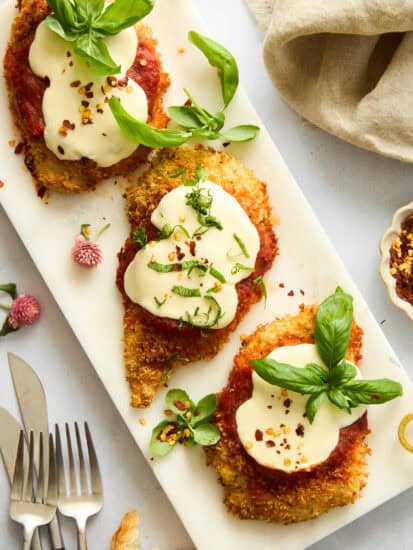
left=379, top=201, right=413, bottom=321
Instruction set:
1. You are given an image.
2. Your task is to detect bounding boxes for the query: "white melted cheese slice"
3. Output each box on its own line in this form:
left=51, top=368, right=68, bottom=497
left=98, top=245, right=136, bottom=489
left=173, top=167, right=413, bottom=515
left=124, top=180, right=260, bottom=329
left=236, top=344, right=367, bottom=472
left=29, top=21, right=148, bottom=167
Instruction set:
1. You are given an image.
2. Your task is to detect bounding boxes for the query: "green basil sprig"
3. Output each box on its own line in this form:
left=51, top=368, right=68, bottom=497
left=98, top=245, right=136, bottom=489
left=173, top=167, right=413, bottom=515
left=109, top=30, right=259, bottom=147
left=252, top=287, right=403, bottom=423
left=45, top=0, right=153, bottom=75
left=150, top=389, right=220, bottom=457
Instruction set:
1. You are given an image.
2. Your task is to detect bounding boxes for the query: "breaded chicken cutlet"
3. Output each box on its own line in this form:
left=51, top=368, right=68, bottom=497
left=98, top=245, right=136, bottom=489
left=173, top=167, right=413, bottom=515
left=204, top=304, right=370, bottom=524
left=4, top=0, right=169, bottom=196
left=116, top=144, right=278, bottom=408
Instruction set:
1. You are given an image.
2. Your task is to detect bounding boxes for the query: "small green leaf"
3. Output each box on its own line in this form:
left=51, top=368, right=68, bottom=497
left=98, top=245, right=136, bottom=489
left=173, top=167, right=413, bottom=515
left=315, top=287, right=353, bottom=369
left=154, top=296, right=166, bottom=307
left=44, top=14, right=80, bottom=41
left=109, top=98, right=191, bottom=147
left=220, top=125, right=260, bottom=143
left=209, top=267, right=226, bottom=284
left=165, top=389, right=193, bottom=416
left=168, top=106, right=205, bottom=129
left=95, top=0, right=153, bottom=35
left=74, top=34, right=120, bottom=75
left=0, top=283, right=17, bottom=300
left=231, top=263, right=254, bottom=276
left=305, top=392, right=327, bottom=424
left=328, top=389, right=352, bottom=413
left=252, top=358, right=327, bottom=395
left=192, top=423, right=220, bottom=446
left=328, top=361, right=357, bottom=387
left=150, top=420, right=176, bottom=457
left=132, top=226, right=148, bottom=247
left=192, top=394, right=218, bottom=427
left=188, top=31, right=239, bottom=107
left=343, top=379, right=403, bottom=405
left=171, top=286, right=201, bottom=298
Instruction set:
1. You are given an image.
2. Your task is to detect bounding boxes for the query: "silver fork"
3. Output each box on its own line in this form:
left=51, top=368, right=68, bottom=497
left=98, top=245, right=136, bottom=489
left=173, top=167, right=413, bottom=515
left=55, top=422, right=103, bottom=550
left=10, top=431, right=57, bottom=550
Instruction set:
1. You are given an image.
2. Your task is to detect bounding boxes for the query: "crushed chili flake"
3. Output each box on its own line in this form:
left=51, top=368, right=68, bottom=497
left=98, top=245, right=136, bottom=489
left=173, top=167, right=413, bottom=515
left=0, top=180, right=4, bottom=188
left=63, top=119, right=75, bottom=130
left=300, top=289, right=305, bottom=295
left=295, top=423, right=305, bottom=437
left=389, top=213, right=413, bottom=306
left=188, top=240, right=196, bottom=256
left=14, top=142, right=24, bottom=155
left=85, top=82, right=94, bottom=91
left=173, top=399, right=186, bottom=411
left=265, top=440, right=275, bottom=448
left=283, top=398, right=292, bottom=408
left=81, top=100, right=90, bottom=108
left=287, top=290, right=294, bottom=296
left=255, top=429, right=263, bottom=441
left=70, top=80, right=81, bottom=87
left=57, top=145, right=65, bottom=155
left=279, top=282, right=285, bottom=288
left=85, top=91, right=94, bottom=99
left=107, top=76, right=117, bottom=87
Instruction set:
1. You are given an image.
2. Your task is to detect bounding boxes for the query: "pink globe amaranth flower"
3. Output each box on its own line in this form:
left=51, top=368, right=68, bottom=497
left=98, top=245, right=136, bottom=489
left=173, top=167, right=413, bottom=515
left=8, top=294, right=41, bottom=329
left=71, top=235, right=102, bottom=269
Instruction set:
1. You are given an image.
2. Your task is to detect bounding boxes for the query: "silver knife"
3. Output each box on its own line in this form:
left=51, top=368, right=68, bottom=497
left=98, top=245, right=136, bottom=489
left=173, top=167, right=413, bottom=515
left=8, top=352, right=65, bottom=550
left=0, top=406, right=43, bottom=550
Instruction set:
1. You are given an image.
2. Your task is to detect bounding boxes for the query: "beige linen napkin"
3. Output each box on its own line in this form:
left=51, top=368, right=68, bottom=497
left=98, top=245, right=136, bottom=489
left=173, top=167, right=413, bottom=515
left=247, top=0, right=413, bottom=163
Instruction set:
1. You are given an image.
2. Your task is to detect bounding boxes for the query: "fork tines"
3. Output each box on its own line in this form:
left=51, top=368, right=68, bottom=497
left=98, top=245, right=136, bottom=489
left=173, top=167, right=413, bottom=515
left=55, top=422, right=103, bottom=498
left=11, top=430, right=57, bottom=506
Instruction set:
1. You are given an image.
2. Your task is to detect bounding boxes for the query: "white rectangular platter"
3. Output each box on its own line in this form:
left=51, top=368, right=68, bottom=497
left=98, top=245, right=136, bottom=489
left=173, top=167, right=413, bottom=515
left=1, top=1, right=413, bottom=548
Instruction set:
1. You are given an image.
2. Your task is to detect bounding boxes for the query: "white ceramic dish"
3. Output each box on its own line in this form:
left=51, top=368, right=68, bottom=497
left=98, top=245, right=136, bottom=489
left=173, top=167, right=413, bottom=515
left=1, top=1, right=413, bottom=549
left=380, top=202, right=413, bottom=321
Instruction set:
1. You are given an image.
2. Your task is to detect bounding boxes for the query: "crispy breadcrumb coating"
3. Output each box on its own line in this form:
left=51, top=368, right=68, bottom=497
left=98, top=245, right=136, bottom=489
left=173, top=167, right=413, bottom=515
left=4, top=0, right=169, bottom=195
left=111, top=510, right=139, bottom=550
left=205, top=304, right=370, bottom=523
left=116, top=145, right=278, bottom=408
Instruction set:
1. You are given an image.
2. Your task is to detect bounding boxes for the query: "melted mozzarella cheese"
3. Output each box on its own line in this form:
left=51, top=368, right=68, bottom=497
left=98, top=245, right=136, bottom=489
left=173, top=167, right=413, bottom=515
left=124, top=180, right=260, bottom=329
left=236, top=344, right=366, bottom=472
left=29, top=21, right=147, bottom=167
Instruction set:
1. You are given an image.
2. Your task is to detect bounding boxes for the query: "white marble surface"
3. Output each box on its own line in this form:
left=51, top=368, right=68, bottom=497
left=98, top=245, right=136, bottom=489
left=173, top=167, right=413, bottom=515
left=0, top=0, right=412, bottom=548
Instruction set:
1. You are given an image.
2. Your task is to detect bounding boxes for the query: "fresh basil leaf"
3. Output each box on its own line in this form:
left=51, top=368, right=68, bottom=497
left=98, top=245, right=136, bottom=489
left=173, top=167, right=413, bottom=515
left=150, top=420, right=176, bottom=457
left=305, top=391, right=327, bottom=424
left=192, top=423, right=220, bottom=446
left=172, top=286, right=201, bottom=298
left=342, top=379, right=403, bottom=405
left=109, top=98, right=191, bottom=147
left=252, top=359, right=327, bottom=395
left=192, top=394, right=218, bottom=427
left=220, top=125, right=260, bottom=143
left=315, top=287, right=353, bottom=369
left=168, top=106, right=205, bottom=130
left=328, top=361, right=357, bottom=387
left=47, top=0, right=79, bottom=29
left=74, top=34, right=121, bottom=75
left=188, top=31, right=239, bottom=107
left=95, top=0, right=153, bottom=35
left=305, top=363, right=329, bottom=382
left=0, top=283, right=17, bottom=300
left=132, top=226, right=148, bottom=247
left=166, top=389, right=193, bottom=416
left=328, top=389, right=351, bottom=413
left=82, top=0, right=105, bottom=18
left=44, top=14, right=80, bottom=41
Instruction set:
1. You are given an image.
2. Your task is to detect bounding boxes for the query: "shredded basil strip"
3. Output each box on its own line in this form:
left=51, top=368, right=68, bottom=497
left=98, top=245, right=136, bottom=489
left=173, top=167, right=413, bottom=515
left=154, top=296, right=167, bottom=307
left=209, top=267, right=226, bottom=283
left=148, top=261, right=180, bottom=273
left=157, top=224, right=190, bottom=240
left=231, top=263, right=254, bottom=275
left=233, top=233, right=250, bottom=258
left=172, top=286, right=201, bottom=298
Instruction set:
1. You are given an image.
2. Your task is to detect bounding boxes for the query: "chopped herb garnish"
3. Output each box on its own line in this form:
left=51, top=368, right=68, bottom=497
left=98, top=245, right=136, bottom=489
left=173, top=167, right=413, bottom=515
left=209, top=266, right=226, bottom=283
left=148, top=261, right=180, bottom=273
left=150, top=389, right=220, bottom=457
left=253, top=275, right=267, bottom=304
left=231, top=263, right=254, bottom=275
left=181, top=260, right=208, bottom=278
left=165, top=352, right=190, bottom=366
left=157, top=224, right=190, bottom=240
left=183, top=165, right=207, bottom=187
left=185, top=295, right=224, bottom=329
left=132, top=226, right=148, bottom=247
left=154, top=296, right=167, bottom=307
left=172, top=286, right=201, bottom=298
left=233, top=233, right=250, bottom=258
left=168, top=167, right=187, bottom=178
left=185, top=186, right=223, bottom=231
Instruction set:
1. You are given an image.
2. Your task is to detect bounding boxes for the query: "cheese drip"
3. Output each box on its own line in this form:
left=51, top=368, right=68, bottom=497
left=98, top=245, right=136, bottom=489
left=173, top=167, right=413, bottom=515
left=124, top=180, right=260, bottom=329
left=29, top=21, right=148, bottom=167
left=236, top=344, right=366, bottom=472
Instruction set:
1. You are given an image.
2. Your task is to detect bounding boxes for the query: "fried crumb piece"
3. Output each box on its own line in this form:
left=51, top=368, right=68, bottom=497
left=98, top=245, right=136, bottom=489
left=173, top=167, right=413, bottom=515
left=177, top=47, right=185, bottom=54
left=0, top=181, right=4, bottom=188
left=8, top=139, right=16, bottom=147
left=139, top=418, right=146, bottom=426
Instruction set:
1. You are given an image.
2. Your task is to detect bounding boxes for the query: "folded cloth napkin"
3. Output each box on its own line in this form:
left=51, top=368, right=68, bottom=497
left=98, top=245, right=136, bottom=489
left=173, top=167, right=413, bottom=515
left=247, top=0, right=413, bottom=163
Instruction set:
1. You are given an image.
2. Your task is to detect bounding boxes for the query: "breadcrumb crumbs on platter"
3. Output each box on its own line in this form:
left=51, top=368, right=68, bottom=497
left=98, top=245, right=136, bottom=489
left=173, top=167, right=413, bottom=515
left=389, top=214, right=413, bottom=306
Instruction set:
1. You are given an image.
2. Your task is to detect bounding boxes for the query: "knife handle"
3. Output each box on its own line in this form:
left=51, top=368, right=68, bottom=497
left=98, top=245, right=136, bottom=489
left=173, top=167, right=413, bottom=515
left=32, top=528, right=42, bottom=550
left=49, top=514, right=65, bottom=550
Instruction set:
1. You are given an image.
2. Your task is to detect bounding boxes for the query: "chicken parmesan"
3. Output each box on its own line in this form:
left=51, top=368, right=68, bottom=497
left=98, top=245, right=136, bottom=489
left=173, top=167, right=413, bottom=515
left=116, top=145, right=278, bottom=408
left=205, top=304, right=371, bottom=524
left=4, top=0, right=169, bottom=196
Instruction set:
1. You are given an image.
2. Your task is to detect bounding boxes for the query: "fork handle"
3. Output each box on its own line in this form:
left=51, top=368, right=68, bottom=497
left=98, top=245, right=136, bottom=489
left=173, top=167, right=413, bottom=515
left=77, top=527, right=87, bottom=550
left=49, top=515, right=65, bottom=549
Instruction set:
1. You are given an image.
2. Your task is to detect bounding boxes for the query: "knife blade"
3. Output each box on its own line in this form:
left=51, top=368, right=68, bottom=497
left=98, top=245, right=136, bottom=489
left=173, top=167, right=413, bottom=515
left=0, top=406, right=42, bottom=550
left=8, top=352, right=65, bottom=550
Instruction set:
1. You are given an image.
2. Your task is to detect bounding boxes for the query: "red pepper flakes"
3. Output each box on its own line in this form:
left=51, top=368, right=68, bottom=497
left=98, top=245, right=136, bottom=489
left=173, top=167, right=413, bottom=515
left=255, top=429, right=263, bottom=441
left=389, top=213, right=413, bottom=306
left=63, top=119, right=75, bottom=130
left=279, top=282, right=285, bottom=288
left=265, top=440, right=275, bottom=448
left=0, top=180, right=4, bottom=188
left=283, top=398, right=291, bottom=408
left=57, top=145, right=65, bottom=155
left=173, top=400, right=186, bottom=411
left=299, top=289, right=305, bottom=295
left=70, top=80, right=81, bottom=87
left=295, top=423, right=305, bottom=437
left=288, top=290, right=294, bottom=296
left=14, top=142, right=25, bottom=154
